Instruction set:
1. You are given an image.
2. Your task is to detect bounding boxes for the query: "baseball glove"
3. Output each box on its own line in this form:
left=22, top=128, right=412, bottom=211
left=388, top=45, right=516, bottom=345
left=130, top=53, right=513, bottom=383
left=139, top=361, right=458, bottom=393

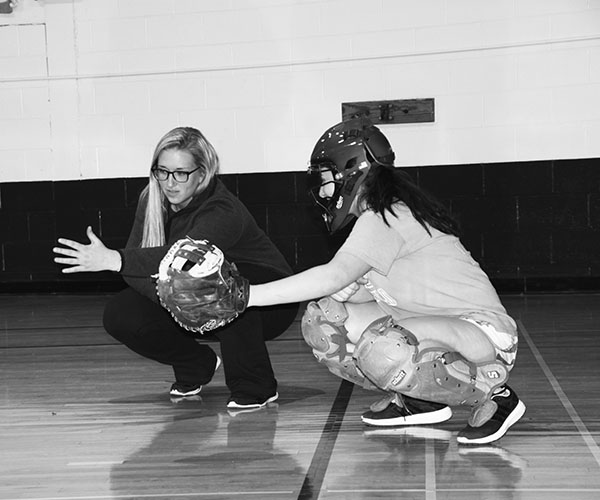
left=156, top=237, right=249, bottom=334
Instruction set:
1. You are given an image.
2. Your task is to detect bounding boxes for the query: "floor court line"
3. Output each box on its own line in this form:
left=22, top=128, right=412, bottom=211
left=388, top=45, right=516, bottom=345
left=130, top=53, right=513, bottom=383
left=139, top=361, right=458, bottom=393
left=297, top=379, right=355, bottom=500
left=518, top=319, right=600, bottom=468
left=327, top=488, right=600, bottom=493
left=425, top=437, right=438, bottom=500
left=0, top=493, right=293, bottom=500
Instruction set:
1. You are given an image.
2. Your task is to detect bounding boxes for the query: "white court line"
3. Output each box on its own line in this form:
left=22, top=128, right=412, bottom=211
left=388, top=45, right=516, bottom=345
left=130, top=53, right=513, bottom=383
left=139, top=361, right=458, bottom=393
left=329, top=488, right=600, bottom=493
left=518, top=319, right=600, bottom=468
left=67, top=461, right=124, bottom=466
left=425, top=438, right=437, bottom=500
left=0, top=492, right=293, bottom=500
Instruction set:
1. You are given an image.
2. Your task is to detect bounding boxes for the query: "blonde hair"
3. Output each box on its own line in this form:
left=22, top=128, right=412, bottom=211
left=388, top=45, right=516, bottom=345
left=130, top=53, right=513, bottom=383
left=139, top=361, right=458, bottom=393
left=139, top=127, right=220, bottom=247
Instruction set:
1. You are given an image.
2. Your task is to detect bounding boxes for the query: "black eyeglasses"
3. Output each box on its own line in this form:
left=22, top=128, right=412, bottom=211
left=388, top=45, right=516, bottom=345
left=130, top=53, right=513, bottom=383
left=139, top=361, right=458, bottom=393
left=152, top=167, right=201, bottom=183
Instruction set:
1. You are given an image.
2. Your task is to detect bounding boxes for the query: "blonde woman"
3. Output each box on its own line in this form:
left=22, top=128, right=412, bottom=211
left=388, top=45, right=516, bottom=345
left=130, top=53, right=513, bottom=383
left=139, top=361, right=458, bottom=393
left=54, top=127, right=298, bottom=410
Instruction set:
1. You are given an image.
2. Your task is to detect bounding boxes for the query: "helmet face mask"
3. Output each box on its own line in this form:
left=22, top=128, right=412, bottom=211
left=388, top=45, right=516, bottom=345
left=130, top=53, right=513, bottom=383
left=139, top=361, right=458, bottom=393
left=307, top=118, right=395, bottom=233
left=307, top=161, right=367, bottom=232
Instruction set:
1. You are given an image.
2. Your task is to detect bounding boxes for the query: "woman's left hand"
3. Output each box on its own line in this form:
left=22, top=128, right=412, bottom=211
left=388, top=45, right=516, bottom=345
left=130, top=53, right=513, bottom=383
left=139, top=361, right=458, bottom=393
left=53, top=226, right=122, bottom=273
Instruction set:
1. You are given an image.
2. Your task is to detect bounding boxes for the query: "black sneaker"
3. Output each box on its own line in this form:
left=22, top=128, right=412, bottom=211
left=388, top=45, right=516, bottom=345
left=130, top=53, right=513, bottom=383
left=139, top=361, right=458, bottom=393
left=169, top=356, right=221, bottom=397
left=361, top=393, right=452, bottom=427
left=227, top=392, right=279, bottom=410
left=457, top=385, right=526, bottom=445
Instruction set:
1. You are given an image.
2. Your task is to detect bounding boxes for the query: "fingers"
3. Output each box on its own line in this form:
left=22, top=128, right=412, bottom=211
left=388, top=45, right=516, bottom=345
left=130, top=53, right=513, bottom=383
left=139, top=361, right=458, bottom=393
left=330, top=289, right=345, bottom=301
left=86, top=226, right=100, bottom=243
left=53, top=247, right=82, bottom=272
left=56, top=237, right=83, bottom=251
left=330, top=282, right=359, bottom=302
left=54, top=227, right=99, bottom=256
left=58, top=264, right=83, bottom=274
left=53, top=227, right=117, bottom=273
left=340, top=282, right=359, bottom=297
left=54, top=259, right=80, bottom=272
left=53, top=233, right=87, bottom=272
left=53, top=246, right=78, bottom=257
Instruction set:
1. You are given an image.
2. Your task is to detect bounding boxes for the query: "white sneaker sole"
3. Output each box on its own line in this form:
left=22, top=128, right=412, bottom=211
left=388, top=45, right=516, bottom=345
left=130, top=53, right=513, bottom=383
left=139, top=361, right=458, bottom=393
left=457, top=400, right=526, bottom=445
left=361, top=406, right=453, bottom=427
left=170, top=387, right=202, bottom=397
left=227, top=392, right=279, bottom=410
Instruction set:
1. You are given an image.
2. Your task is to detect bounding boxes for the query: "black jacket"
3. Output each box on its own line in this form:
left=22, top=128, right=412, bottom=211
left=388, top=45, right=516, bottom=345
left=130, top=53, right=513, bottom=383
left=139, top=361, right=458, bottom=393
left=119, top=178, right=292, bottom=301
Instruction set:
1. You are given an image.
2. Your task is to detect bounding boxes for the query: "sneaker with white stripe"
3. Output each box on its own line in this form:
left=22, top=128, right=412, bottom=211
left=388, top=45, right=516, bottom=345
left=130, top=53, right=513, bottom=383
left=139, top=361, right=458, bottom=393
left=457, top=385, right=526, bottom=445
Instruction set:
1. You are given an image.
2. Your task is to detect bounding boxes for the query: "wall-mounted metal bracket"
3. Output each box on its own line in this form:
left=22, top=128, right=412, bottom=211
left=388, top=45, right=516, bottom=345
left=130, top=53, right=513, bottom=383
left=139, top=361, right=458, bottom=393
left=342, top=98, right=435, bottom=124
left=0, top=1, right=13, bottom=14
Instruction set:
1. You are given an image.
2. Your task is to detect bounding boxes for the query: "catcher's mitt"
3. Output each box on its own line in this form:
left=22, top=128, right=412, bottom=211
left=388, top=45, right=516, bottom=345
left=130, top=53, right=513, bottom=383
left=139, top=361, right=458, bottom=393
left=156, top=238, right=249, bottom=334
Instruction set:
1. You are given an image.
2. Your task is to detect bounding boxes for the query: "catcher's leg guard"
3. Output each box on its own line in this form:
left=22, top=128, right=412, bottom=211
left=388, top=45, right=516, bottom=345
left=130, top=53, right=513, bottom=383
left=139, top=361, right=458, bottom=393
left=354, top=316, right=510, bottom=407
left=301, top=297, right=378, bottom=390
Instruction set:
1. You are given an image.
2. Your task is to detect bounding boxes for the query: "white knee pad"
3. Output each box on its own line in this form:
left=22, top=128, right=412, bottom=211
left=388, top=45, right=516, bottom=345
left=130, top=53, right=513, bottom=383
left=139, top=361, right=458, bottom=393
left=301, top=297, right=378, bottom=391
left=354, top=316, right=509, bottom=406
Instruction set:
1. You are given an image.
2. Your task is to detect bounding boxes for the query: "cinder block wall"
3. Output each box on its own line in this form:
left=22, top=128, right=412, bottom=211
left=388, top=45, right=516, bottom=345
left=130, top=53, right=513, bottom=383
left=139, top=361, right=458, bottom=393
left=2, top=1, right=600, bottom=181
left=1, top=158, right=599, bottom=293
left=1, top=1, right=600, bottom=293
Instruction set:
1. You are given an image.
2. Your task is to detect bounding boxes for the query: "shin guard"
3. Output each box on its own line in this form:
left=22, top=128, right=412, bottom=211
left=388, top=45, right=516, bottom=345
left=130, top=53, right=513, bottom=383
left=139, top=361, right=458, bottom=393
left=354, top=316, right=509, bottom=406
left=301, top=297, right=378, bottom=390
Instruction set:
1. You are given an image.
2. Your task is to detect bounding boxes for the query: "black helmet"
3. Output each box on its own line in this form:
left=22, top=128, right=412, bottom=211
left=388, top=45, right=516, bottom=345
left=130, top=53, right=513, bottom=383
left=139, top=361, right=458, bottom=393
left=307, top=117, right=395, bottom=233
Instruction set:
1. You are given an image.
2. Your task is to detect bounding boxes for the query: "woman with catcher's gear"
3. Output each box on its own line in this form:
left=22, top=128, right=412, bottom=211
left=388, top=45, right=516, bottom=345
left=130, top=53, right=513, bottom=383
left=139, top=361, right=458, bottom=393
left=53, top=126, right=298, bottom=411
left=246, top=117, right=526, bottom=445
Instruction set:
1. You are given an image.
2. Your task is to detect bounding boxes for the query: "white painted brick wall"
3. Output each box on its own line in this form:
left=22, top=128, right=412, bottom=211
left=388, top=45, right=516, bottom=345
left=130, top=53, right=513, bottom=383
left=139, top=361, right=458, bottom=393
left=0, top=0, right=599, bottom=181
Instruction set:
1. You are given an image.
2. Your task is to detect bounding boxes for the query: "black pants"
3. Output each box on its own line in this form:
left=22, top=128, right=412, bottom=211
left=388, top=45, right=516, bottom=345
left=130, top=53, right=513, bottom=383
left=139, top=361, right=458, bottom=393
left=103, top=270, right=298, bottom=400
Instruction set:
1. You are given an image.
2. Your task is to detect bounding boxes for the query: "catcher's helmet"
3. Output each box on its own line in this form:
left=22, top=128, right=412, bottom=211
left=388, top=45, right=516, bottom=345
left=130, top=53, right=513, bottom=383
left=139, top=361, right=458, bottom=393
left=307, top=117, right=395, bottom=233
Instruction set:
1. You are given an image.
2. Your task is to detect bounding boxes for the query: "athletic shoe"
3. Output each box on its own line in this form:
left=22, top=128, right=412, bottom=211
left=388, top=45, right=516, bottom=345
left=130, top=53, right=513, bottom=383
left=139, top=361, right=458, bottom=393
left=227, top=403, right=278, bottom=417
left=226, top=392, right=279, bottom=410
left=169, top=355, right=221, bottom=397
left=457, top=385, right=526, bottom=445
left=170, top=382, right=202, bottom=397
left=361, top=393, right=452, bottom=427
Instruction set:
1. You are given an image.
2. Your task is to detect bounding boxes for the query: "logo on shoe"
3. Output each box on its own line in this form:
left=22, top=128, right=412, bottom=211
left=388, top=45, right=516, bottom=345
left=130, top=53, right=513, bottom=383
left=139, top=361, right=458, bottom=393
left=487, top=370, right=500, bottom=379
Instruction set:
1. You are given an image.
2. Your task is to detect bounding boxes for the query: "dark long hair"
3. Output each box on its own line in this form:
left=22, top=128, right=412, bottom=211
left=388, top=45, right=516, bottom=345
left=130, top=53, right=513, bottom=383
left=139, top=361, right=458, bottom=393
left=358, top=164, right=461, bottom=237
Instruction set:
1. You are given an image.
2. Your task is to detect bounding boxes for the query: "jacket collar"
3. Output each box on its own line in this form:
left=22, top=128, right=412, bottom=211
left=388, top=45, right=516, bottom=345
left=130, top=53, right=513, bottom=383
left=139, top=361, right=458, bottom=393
left=166, top=177, right=218, bottom=217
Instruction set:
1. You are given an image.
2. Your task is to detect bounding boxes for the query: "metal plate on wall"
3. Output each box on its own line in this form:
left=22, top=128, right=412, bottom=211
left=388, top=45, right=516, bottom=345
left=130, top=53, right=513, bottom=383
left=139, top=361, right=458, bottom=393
left=342, top=98, right=434, bottom=124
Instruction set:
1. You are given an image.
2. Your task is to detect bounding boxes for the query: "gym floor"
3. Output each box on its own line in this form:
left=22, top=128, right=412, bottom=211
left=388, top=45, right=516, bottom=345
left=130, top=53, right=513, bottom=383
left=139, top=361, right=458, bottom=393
left=1, top=292, right=599, bottom=499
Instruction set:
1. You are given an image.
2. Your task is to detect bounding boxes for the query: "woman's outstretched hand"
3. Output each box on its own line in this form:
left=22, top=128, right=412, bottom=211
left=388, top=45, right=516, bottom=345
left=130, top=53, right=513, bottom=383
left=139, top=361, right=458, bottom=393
left=53, top=226, right=122, bottom=273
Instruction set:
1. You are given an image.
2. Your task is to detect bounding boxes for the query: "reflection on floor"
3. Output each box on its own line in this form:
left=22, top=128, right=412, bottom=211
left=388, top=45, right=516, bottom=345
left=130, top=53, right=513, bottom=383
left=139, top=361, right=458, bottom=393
left=1, top=292, right=599, bottom=499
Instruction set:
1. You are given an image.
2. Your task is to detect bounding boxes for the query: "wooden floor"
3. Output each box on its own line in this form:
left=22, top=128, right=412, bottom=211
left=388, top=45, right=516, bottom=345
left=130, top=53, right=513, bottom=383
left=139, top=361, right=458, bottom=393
left=1, top=293, right=600, bottom=499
